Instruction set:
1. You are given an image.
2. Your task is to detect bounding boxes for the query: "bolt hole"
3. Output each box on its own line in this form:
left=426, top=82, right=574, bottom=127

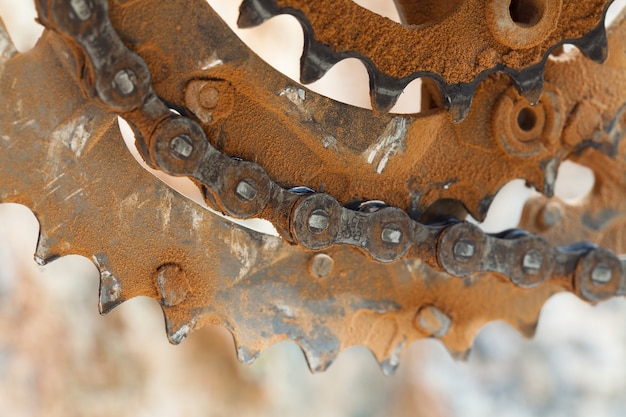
left=509, top=0, right=545, bottom=27
left=517, top=107, right=537, bottom=132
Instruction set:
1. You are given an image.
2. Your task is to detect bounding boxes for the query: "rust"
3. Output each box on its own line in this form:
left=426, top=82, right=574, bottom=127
left=520, top=148, right=626, bottom=255
left=155, top=263, right=190, bottom=307
left=276, top=0, right=591, bottom=80
left=95, top=0, right=626, bottom=223
left=2, top=0, right=626, bottom=374
left=240, top=0, right=611, bottom=115
left=0, top=13, right=562, bottom=371
left=185, top=79, right=235, bottom=125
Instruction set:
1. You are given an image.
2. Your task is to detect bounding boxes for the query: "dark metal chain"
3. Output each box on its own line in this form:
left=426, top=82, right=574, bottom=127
left=37, top=0, right=626, bottom=304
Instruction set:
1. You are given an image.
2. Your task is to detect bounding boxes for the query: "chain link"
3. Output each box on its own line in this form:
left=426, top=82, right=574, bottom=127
left=36, top=0, right=626, bottom=303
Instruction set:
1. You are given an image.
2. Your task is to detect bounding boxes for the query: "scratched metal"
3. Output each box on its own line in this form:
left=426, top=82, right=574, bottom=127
left=0, top=20, right=565, bottom=373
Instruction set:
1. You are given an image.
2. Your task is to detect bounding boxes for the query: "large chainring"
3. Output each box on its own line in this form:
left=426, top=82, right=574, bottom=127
left=1, top=0, right=626, bottom=374
left=239, top=0, right=613, bottom=119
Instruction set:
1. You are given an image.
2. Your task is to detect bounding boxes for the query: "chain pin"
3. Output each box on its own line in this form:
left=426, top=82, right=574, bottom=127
left=70, top=0, right=92, bottom=21
left=169, top=135, right=194, bottom=159
left=591, top=263, right=613, bottom=284
left=235, top=180, right=258, bottom=202
left=381, top=224, right=402, bottom=244
left=112, top=69, right=137, bottom=96
left=522, top=250, right=543, bottom=274
left=308, top=209, right=330, bottom=234
left=453, top=239, right=475, bottom=260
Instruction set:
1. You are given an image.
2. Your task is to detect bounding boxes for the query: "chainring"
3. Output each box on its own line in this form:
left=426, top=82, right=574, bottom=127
left=1, top=0, right=626, bottom=374
left=239, top=0, right=613, bottom=120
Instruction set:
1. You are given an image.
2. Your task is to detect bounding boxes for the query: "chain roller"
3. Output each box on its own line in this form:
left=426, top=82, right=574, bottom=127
left=36, top=0, right=626, bottom=304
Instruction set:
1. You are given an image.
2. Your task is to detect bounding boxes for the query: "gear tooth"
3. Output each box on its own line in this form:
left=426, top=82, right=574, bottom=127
left=164, top=312, right=197, bottom=345
left=93, top=253, right=123, bottom=315
left=576, top=23, right=609, bottom=63
left=301, top=346, right=335, bottom=373
left=378, top=338, right=406, bottom=376
left=297, top=337, right=339, bottom=373
left=371, top=88, right=400, bottom=114
left=444, top=84, right=475, bottom=123
left=542, top=157, right=559, bottom=198
left=370, top=72, right=411, bottom=113
left=237, top=0, right=277, bottom=28
left=0, top=17, right=17, bottom=65
left=237, top=1, right=612, bottom=120
left=512, top=66, right=545, bottom=106
left=447, top=346, right=472, bottom=362
left=371, top=84, right=402, bottom=114
left=237, top=345, right=261, bottom=364
left=473, top=193, right=496, bottom=223
left=517, top=320, right=539, bottom=339
left=98, top=273, right=123, bottom=314
left=34, top=232, right=58, bottom=266
left=379, top=358, right=400, bottom=376
left=300, top=40, right=338, bottom=84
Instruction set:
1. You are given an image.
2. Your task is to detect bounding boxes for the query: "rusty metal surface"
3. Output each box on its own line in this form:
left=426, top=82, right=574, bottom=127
left=2, top=0, right=626, bottom=374
left=518, top=17, right=626, bottom=253
left=38, top=0, right=626, bottom=295
left=92, top=0, right=626, bottom=226
left=0, top=9, right=557, bottom=373
left=520, top=148, right=626, bottom=253
left=240, top=0, right=612, bottom=118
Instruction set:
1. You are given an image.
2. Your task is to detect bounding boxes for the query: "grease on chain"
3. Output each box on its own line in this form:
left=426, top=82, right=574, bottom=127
left=38, top=0, right=626, bottom=303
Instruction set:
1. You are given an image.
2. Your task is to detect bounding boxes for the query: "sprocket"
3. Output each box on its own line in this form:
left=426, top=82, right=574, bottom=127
left=1, top=0, right=626, bottom=375
left=239, top=0, right=613, bottom=120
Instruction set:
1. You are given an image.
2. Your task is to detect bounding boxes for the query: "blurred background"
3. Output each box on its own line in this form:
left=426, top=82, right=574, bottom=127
left=2, top=1, right=626, bottom=416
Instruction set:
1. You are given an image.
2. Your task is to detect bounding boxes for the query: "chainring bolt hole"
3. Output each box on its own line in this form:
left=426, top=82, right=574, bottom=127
left=517, top=107, right=537, bottom=132
left=509, top=0, right=546, bottom=28
left=488, top=0, right=560, bottom=49
left=514, top=104, right=544, bottom=141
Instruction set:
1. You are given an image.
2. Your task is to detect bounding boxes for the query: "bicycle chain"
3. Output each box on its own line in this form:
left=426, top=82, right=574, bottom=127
left=36, top=0, right=626, bottom=305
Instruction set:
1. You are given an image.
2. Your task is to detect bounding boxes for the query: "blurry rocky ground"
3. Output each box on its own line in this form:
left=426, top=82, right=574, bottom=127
left=2, top=1, right=626, bottom=416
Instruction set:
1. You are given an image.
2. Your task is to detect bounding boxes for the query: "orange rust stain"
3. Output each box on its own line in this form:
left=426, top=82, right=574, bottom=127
left=273, top=0, right=608, bottom=84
